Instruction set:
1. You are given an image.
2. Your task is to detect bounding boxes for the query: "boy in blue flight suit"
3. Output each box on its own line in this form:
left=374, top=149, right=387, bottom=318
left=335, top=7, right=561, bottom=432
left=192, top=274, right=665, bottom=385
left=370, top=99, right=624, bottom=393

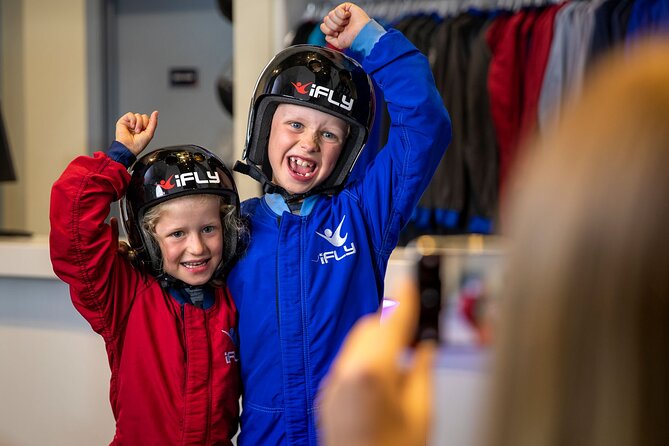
left=229, top=3, right=451, bottom=445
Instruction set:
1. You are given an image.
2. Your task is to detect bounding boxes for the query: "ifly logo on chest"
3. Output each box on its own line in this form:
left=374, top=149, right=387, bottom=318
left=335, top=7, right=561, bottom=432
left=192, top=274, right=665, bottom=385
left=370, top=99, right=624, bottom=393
left=314, top=215, right=357, bottom=264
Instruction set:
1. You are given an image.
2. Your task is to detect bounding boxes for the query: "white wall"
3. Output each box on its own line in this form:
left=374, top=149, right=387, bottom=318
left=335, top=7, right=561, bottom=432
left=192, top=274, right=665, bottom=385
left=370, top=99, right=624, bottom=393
left=113, top=0, right=234, bottom=165
left=0, top=0, right=88, bottom=236
left=231, top=0, right=311, bottom=200
left=0, top=275, right=114, bottom=445
left=0, top=0, right=234, bottom=234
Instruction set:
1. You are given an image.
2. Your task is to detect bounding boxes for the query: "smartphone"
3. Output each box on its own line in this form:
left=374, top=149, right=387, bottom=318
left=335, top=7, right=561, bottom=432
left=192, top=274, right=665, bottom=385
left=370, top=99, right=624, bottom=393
left=406, top=235, right=506, bottom=347
left=414, top=253, right=442, bottom=344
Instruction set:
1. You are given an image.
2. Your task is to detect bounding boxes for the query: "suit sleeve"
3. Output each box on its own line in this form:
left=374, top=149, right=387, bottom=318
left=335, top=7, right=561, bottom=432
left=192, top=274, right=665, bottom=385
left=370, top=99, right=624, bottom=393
left=49, top=151, right=146, bottom=340
left=351, top=29, right=452, bottom=256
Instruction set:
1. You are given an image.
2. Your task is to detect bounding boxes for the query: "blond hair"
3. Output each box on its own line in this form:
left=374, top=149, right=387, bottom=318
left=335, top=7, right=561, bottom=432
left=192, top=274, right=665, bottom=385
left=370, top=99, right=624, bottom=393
left=485, top=38, right=669, bottom=446
left=140, top=194, right=246, bottom=285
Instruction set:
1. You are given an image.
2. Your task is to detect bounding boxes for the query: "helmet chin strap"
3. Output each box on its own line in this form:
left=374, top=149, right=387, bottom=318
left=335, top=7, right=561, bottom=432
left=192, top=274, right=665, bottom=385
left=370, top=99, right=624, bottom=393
left=157, top=272, right=185, bottom=289
left=233, top=160, right=341, bottom=204
left=233, top=160, right=282, bottom=195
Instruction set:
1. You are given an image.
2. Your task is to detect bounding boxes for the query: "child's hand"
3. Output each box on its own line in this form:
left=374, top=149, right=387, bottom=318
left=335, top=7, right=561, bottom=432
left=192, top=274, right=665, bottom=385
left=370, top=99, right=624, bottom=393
left=320, top=2, right=371, bottom=50
left=115, top=111, right=159, bottom=156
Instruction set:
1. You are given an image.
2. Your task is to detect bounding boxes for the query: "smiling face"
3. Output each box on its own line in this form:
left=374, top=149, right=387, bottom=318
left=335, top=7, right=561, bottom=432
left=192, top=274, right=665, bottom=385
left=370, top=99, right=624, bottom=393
left=267, top=103, right=349, bottom=195
left=151, top=194, right=223, bottom=286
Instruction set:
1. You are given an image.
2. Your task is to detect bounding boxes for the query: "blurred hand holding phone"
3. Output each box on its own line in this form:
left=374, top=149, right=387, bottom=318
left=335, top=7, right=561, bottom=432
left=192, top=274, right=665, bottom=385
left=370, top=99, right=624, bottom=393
left=383, top=235, right=507, bottom=349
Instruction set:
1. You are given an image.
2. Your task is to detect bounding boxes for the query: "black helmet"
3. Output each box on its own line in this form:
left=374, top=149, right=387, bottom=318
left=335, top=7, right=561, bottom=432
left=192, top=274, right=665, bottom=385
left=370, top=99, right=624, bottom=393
left=121, top=145, right=242, bottom=285
left=234, top=44, right=375, bottom=200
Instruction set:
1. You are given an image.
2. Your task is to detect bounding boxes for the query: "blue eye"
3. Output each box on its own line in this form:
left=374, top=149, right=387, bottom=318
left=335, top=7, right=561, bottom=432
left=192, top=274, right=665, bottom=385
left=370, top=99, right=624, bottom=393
left=170, top=230, right=184, bottom=238
left=289, top=121, right=303, bottom=130
left=202, top=226, right=215, bottom=234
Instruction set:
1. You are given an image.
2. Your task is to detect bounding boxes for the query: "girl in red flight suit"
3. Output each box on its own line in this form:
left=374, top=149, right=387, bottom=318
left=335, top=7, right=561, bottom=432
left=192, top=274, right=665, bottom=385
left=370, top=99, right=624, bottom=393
left=50, top=111, right=244, bottom=445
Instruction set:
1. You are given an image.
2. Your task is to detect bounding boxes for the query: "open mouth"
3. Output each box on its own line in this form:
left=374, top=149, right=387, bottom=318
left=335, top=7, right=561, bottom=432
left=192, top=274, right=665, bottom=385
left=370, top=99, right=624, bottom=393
left=289, top=156, right=316, bottom=178
left=181, top=259, right=209, bottom=269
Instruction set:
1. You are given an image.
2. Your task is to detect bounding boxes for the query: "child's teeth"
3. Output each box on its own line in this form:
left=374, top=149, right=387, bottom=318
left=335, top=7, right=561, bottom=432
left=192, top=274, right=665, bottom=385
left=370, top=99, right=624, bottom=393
left=291, top=157, right=313, bottom=167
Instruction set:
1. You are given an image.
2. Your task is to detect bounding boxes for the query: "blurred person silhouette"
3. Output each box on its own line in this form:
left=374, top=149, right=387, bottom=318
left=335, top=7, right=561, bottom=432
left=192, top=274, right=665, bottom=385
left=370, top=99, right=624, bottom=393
left=317, top=37, right=669, bottom=446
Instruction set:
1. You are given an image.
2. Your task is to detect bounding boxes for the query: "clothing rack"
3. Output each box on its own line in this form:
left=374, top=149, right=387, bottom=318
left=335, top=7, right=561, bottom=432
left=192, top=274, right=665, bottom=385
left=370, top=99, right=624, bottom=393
left=294, top=0, right=668, bottom=238
left=303, top=0, right=563, bottom=21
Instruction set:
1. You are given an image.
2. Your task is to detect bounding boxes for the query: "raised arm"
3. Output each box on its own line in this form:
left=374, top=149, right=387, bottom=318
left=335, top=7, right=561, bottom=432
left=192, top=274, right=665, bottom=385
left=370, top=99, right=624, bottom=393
left=115, top=110, right=158, bottom=156
left=49, top=110, right=158, bottom=338
left=320, top=2, right=370, bottom=50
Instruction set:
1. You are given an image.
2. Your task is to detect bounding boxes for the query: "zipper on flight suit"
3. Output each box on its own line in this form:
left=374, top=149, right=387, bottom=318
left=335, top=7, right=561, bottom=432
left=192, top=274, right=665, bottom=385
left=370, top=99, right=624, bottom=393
left=275, top=216, right=281, bottom=336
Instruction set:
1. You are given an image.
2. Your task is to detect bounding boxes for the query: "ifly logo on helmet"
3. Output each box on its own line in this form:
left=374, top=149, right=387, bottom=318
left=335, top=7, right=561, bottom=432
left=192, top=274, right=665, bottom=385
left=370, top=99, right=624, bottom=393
left=291, top=81, right=354, bottom=111
left=158, top=171, right=221, bottom=190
